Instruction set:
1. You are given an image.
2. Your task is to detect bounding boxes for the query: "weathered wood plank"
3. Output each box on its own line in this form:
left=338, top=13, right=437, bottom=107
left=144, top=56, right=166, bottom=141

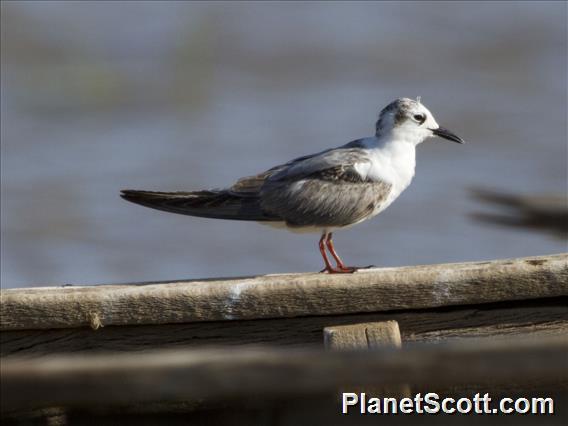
left=404, top=320, right=568, bottom=343
left=13, top=394, right=568, bottom=426
left=2, top=336, right=567, bottom=413
left=324, top=321, right=410, bottom=398
left=324, top=321, right=402, bottom=350
left=1, top=254, right=567, bottom=331
left=2, top=299, right=567, bottom=357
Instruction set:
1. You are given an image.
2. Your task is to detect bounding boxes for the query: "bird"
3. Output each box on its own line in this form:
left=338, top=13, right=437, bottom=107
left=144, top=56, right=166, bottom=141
left=471, top=187, right=568, bottom=240
left=121, top=97, right=464, bottom=273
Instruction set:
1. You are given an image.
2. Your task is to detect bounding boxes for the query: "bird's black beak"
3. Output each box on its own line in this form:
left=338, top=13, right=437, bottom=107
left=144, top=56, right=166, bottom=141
left=431, top=127, right=465, bottom=144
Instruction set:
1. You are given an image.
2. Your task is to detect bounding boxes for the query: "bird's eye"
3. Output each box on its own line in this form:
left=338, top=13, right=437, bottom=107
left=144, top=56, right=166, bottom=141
left=413, top=114, right=425, bottom=124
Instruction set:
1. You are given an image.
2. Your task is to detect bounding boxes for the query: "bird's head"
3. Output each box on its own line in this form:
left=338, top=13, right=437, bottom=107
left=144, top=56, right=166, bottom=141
left=375, top=97, right=464, bottom=146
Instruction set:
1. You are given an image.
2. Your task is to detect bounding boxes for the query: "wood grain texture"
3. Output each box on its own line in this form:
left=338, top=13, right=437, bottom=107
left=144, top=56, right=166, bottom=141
left=17, top=394, right=566, bottom=426
left=2, top=299, right=567, bottom=357
left=324, top=321, right=409, bottom=399
left=324, top=321, right=402, bottom=350
left=2, top=254, right=567, bottom=331
left=59, top=395, right=568, bottom=426
left=2, top=336, right=567, bottom=413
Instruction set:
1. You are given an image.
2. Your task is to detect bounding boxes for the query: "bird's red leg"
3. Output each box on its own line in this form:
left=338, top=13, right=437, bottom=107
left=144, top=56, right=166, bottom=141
left=319, top=233, right=338, bottom=273
left=325, top=233, right=357, bottom=273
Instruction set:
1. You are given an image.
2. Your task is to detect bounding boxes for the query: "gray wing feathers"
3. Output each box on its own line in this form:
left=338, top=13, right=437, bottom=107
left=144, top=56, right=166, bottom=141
left=228, top=171, right=272, bottom=196
left=120, top=190, right=279, bottom=221
left=259, top=140, right=393, bottom=227
left=261, top=178, right=391, bottom=228
left=268, top=143, right=368, bottom=182
left=121, top=139, right=392, bottom=227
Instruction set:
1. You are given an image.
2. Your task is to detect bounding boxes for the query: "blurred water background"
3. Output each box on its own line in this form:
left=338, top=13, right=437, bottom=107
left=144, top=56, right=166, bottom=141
left=1, top=1, right=566, bottom=288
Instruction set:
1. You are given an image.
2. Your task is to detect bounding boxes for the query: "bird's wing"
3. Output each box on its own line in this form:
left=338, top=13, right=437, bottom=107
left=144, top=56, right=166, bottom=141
left=228, top=170, right=276, bottom=196
left=121, top=139, right=390, bottom=226
left=228, top=139, right=367, bottom=196
left=257, top=141, right=393, bottom=228
left=121, top=189, right=281, bottom=222
left=266, top=139, right=369, bottom=182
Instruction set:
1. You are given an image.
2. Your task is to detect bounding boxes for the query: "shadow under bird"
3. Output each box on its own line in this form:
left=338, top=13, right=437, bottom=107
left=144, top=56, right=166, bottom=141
left=121, top=97, right=464, bottom=273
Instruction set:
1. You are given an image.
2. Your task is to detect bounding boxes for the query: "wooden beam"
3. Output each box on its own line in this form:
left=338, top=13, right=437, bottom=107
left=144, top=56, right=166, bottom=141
left=2, top=336, right=566, bottom=413
left=2, top=298, right=566, bottom=358
left=2, top=254, right=567, bottom=331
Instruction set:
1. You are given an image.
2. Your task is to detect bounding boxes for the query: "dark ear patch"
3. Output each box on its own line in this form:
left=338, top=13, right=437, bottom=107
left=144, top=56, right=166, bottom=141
left=394, top=110, right=406, bottom=125
left=376, top=98, right=416, bottom=133
left=381, top=99, right=413, bottom=126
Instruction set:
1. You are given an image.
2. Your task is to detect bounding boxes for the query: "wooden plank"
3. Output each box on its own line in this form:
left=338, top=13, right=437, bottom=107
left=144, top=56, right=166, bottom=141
left=2, top=336, right=567, bottom=413
left=324, top=321, right=410, bottom=398
left=404, top=320, right=568, bottom=343
left=1, top=254, right=567, bottom=331
left=2, top=299, right=567, bottom=357
left=14, top=395, right=568, bottom=426
left=324, top=321, right=402, bottom=350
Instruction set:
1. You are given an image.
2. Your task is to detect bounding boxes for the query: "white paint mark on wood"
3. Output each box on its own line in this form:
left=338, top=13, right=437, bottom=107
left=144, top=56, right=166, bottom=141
left=223, top=281, right=256, bottom=320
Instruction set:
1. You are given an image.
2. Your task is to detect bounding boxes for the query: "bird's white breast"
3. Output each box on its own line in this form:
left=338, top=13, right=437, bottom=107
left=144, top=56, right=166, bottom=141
left=358, top=137, right=417, bottom=214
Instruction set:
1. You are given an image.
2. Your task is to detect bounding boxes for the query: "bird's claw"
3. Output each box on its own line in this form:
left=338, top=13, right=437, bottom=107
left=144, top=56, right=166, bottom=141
left=320, top=266, right=358, bottom=274
left=319, top=264, right=376, bottom=274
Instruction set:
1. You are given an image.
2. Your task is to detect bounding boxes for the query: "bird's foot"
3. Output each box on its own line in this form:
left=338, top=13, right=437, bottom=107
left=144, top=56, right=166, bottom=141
left=319, top=264, right=376, bottom=274
left=320, top=265, right=358, bottom=274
